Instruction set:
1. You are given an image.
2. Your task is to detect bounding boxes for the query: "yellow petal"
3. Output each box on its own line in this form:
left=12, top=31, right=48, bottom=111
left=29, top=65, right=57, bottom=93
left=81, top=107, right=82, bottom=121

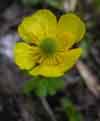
left=18, top=16, right=39, bottom=44
left=31, top=9, right=57, bottom=39
left=61, top=48, right=82, bottom=72
left=18, top=9, right=57, bottom=44
left=30, top=65, right=64, bottom=77
left=57, top=32, right=76, bottom=50
left=14, top=42, right=38, bottom=70
left=58, top=13, right=86, bottom=45
left=29, top=48, right=82, bottom=77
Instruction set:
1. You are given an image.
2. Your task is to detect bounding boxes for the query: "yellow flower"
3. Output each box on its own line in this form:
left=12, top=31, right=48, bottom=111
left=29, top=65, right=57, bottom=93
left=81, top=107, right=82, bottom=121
left=14, top=9, right=86, bottom=77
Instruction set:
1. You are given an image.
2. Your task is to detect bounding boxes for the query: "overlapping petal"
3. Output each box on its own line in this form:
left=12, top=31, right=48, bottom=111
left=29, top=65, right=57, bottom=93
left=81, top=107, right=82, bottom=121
left=57, top=32, right=76, bottom=50
left=58, top=13, right=86, bottom=48
left=30, top=65, right=64, bottom=77
left=60, top=48, right=82, bottom=72
left=18, top=16, right=41, bottom=44
left=14, top=42, right=39, bottom=70
left=18, top=9, right=57, bottom=44
left=29, top=48, right=82, bottom=77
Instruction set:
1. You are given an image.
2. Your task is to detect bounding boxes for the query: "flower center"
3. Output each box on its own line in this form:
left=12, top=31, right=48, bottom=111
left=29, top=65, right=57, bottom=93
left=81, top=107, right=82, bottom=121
left=39, top=38, right=57, bottom=56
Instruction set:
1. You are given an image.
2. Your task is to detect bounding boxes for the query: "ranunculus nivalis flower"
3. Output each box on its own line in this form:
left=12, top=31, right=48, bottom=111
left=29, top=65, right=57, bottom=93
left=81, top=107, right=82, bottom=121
left=14, top=9, right=86, bottom=77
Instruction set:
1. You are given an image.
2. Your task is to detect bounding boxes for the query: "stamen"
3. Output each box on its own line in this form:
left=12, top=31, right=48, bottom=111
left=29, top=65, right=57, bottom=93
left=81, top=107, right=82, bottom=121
left=39, top=38, right=57, bottom=56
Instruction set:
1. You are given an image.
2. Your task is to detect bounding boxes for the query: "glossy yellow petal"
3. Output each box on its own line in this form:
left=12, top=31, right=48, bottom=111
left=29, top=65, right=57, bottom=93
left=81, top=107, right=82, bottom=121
left=29, top=48, right=82, bottom=77
left=31, top=9, right=57, bottom=39
left=14, top=42, right=38, bottom=70
left=61, top=48, right=82, bottom=72
left=30, top=65, right=64, bottom=77
left=58, top=13, right=86, bottom=44
left=57, top=32, right=76, bottom=50
left=18, top=9, right=57, bottom=44
left=18, top=16, right=39, bottom=44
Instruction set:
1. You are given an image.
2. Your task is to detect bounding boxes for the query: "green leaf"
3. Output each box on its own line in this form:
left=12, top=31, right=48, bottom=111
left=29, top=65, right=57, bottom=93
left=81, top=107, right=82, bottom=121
left=47, top=78, right=64, bottom=95
left=35, top=78, right=48, bottom=96
left=62, top=98, right=83, bottom=121
left=94, top=0, right=100, bottom=9
left=22, top=76, right=64, bottom=96
left=22, top=78, right=35, bottom=94
left=46, top=0, right=64, bottom=9
left=34, top=77, right=64, bottom=96
left=20, top=0, right=41, bottom=6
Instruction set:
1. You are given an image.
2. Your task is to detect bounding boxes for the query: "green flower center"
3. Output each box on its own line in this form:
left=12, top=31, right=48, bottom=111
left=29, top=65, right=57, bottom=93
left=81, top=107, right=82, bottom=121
left=39, top=38, right=57, bottom=55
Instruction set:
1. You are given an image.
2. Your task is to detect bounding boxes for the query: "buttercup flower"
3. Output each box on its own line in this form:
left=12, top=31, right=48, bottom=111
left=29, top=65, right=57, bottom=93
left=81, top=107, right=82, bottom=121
left=14, top=9, right=86, bottom=77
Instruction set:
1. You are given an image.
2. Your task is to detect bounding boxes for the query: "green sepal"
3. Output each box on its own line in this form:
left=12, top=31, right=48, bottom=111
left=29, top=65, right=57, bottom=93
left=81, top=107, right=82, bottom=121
left=22, top=76, right=64, bottom=96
